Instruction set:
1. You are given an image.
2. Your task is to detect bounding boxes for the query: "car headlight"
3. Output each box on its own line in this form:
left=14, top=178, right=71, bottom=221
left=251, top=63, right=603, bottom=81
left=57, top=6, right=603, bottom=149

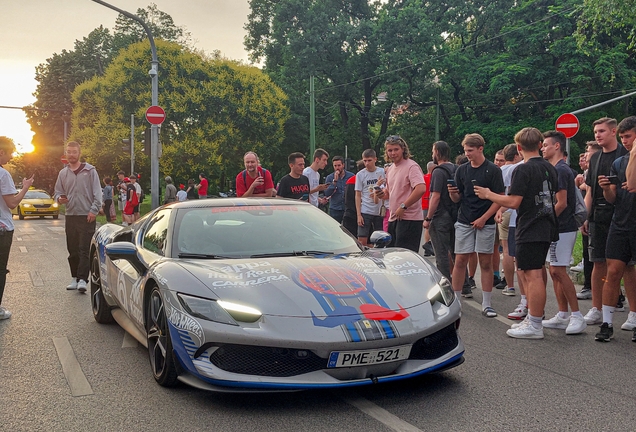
left=23, top=203, right=33, bottom=208
left=52, top=203, right=59, bottom=208
left=427, top=277, right=455, bottom=307
left=177, top=294, right=262, bottom=324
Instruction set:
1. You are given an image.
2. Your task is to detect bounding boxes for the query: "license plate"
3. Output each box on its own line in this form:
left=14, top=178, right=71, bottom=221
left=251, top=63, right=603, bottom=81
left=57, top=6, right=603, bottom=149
left=328, top=345, right=411, bottom=368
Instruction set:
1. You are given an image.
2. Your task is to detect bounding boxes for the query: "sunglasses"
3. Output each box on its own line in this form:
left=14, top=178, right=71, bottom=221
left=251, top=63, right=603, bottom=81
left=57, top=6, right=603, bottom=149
left=385, top=135, right=405, bottom=143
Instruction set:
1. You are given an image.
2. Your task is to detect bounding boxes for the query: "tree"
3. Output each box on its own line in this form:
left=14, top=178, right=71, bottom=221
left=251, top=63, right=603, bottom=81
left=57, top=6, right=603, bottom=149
left=70, top=40, right=289, bottom=191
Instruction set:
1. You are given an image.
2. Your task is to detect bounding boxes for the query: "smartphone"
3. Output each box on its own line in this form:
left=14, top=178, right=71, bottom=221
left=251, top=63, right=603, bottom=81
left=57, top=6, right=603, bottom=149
left=300, top=193, right=309, bottom=201
left=471, top=179, right=478, bottom=186
left=373, top=186, right=382, bottom=192
left=59, top=194, right=67, bottom=199
left=446, top=179, right=456, bottom=187
left=606, top=175, right=620, bottom=185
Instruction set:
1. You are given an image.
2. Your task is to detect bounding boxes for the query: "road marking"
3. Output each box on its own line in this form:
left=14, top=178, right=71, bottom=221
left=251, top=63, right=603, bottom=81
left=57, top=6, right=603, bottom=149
left=16, top=237, right=22, bottom=241
left=52, top=337, right=94, bottom=397
left=122, top=332, right=139, bottom=348
left=18, top=228, right=35, bottom=233
left=48, top=227, right=66, bottom=232
left=343, top=396, right=423, bottom=432
left=462, top=298, right=512, bottom=326
left=19, top=246, right=27, bottom=253
left=29, top=271, right=44, bottom=287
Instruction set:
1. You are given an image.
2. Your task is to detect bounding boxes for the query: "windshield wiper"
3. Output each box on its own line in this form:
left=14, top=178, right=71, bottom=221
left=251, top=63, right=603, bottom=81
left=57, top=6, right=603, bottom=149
left=178, top=253, right=234, bottom=259
left=250, top=251, right=334, bottom=258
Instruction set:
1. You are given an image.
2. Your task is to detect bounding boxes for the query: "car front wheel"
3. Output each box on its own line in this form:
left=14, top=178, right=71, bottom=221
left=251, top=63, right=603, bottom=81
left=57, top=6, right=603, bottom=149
left=18, top=209, right=24, bottom=220
left=146, top=287, right=179, bottom=387
left=90, top=254, right=113, bottom=324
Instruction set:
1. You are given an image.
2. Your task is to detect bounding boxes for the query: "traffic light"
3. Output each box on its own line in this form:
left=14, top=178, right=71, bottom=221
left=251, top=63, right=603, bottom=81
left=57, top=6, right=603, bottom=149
left=345, top=158, right=356, bottom=172
left=122, top=139, right=131, bottom=153
left=143, top=128, right=151, bottom=156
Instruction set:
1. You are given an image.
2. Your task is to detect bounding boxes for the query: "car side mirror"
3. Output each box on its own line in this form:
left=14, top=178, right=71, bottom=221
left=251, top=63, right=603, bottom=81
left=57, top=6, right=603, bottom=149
left=105, top=242, right=146, bottom=274
left=369, top=231, right=392, bottom=248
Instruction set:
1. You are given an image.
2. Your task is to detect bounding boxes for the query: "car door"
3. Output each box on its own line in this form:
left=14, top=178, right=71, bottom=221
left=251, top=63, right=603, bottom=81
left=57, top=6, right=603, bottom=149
left=109, top=209, right=171, bottom=326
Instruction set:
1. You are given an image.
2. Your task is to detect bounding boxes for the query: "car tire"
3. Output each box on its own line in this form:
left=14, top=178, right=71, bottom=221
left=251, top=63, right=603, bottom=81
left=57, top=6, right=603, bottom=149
left=40, top=216, right=44, bottom=219
left=146, top=287, right=179, bottom=387
left=18, top=209, right=24, bottom=220
left=53, top=214, right=59, bottom=220
left=90, top=253, right=114, bottom=324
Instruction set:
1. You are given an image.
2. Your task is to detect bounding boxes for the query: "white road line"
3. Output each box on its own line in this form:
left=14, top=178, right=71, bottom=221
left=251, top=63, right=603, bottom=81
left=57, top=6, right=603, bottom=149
left=343, top=396, right=423, bottom=432
left=29, top=271, right=44, bottom=287
left=16, top=237, right=22, bottom=241
left=19, top=246, right=27, bottom=253
left=52, top=337, right=94, bottom=397
left=18, top=228, right=35, bottom=233
left=462, top=298, right=512, bottom=326
left=47, top=227, right=66, bottom=232
left=122, top=332, right=139, bottom=348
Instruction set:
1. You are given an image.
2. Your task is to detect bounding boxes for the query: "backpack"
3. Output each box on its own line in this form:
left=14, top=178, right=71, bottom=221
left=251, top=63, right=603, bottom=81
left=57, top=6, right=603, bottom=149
left=573, top=187, right=587, bottom=228
left=433, top=164, right=460, bottom=222
left=130, top=189, right=139, bottom=207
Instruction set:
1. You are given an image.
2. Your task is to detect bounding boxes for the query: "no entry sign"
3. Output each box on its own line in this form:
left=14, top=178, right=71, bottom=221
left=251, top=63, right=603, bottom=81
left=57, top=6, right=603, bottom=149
left=555, top=113, right=580, bottom=139
left=61, top=155, right=68, bottom=164
left=145, top=105, right=166, bottom=125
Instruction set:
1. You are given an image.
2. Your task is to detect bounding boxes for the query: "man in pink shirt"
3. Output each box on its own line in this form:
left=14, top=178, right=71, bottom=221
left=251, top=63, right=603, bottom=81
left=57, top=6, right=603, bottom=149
left=375, top=135, right=426, bottom=252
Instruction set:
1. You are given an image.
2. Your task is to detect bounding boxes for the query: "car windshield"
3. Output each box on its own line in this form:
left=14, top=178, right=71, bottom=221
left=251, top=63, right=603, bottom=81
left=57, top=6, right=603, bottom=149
left=174, top=204, right=361, bottom=258
left=24, top=191, right=51, bottom=199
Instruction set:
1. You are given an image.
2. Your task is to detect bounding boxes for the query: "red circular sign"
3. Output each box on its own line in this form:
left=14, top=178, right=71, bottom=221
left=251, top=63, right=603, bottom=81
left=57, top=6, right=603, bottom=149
left=61, top=155, right=68, bottom=164
left=145, top=105, right=166, bottom=125
left=555, top=113, right=580, bottom=139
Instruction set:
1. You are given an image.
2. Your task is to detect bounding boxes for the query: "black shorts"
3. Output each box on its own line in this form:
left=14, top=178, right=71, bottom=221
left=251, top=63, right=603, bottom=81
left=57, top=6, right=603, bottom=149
left=357, top=213, right=384, bottom=238
left=605, top=225, right=636, bottom=264
left=507, top=227, right=516, bottom=257
left=588, top=221, right=610, bottom=262
left=133, top=205, right=140, bottom=213
left=388, top=219, right=423, bottom=253
left=516, top=242, right=550, bottom=271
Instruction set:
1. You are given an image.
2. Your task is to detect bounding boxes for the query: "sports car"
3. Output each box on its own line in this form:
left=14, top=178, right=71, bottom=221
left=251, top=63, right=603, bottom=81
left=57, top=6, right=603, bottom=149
left=89, top=198, right=463, bottom=391
left=12, top=188, right=59, bottom=220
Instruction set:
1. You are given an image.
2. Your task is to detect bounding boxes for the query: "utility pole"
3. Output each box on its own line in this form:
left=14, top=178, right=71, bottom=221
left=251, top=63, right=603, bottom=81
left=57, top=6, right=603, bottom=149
left=90, top=0, right=160, bottom=209
left=130, top=114, right=135, bottom=174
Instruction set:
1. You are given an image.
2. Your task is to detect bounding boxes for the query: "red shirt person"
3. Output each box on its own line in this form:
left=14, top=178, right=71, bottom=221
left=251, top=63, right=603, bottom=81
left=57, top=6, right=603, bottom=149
left=236, top=151, right=276, bottom=197
left=196, top=173, right=208, bottom=199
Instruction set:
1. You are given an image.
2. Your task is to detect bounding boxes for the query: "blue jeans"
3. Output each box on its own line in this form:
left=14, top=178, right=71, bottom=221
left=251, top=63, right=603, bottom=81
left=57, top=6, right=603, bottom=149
left=329, top=208, right=345, bottom=224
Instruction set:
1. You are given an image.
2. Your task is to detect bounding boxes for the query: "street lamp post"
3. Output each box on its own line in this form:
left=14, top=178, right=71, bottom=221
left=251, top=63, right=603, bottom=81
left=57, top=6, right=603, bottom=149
left=89, top=0, right=160, bottom=209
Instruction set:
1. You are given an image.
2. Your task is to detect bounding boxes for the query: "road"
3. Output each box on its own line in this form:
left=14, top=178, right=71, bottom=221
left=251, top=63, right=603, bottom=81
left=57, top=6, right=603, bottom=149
left=1, top=217, right=635, bottom=431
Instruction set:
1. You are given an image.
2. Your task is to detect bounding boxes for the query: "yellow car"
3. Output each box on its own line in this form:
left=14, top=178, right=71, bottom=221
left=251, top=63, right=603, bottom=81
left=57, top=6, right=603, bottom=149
left=12, top=188, right=59, bottom=220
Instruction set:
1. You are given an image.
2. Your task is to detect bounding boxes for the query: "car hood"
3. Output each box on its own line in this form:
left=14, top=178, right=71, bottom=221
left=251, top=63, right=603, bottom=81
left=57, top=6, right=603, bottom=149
left=22, top=199, right=54, bottom=205
left=176, top=249, right=440, bottom=318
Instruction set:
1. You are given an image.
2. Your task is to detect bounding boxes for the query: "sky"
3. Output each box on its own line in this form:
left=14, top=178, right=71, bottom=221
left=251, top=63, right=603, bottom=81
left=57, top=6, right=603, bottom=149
left=0, top=0, right=252, bottom=153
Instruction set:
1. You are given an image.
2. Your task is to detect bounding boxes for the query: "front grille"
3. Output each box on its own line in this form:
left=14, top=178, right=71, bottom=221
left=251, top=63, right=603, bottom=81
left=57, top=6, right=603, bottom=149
left=33, top=204, right=50, bottom=209
left=409, top=324, right=458, bottom=360
left=209, top=344, right=327, bottom=377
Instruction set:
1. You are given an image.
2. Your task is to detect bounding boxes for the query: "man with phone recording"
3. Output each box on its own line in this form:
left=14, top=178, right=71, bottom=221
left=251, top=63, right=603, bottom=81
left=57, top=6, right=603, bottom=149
left=324, top=156, right=354, bottom=223
left=236, top=151, right=276, bottom=197
left=54, top=141, right=102, bottom=294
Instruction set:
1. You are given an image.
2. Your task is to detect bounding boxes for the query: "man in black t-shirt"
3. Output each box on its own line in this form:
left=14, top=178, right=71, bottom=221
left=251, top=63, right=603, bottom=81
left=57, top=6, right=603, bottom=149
left=595, top=116, right=636, bottom=342
left=277, top=152, right=311, bottom=200
left=475, top=127, right=558, bottom=339
left=448, top=133, right=504, bottom=317
left=541, top=131, right=586, bottom=335
left=582, top=117, right=628, bottom=326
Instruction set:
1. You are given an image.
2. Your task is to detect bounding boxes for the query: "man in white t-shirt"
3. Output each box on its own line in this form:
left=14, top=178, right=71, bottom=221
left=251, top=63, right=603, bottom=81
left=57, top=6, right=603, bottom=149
left=0, top=136, right=35, bottom=319
left=355, top=149, right=385, bottom=245
left=176, top=184, right=187, bottom=202
left=302, top=148, right=330, bottom=206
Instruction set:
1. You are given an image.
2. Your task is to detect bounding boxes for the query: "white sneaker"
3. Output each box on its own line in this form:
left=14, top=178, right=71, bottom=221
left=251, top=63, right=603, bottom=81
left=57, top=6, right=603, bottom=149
left=566, top=315, right=587, bottom=334
left=0, top=306, right=12, bottom=320
left=507, top=320, right=544, bottom=339
left=570, top=261, right=584, bottom=272
left=502, top=286, right=517, bottom=296
left=508, top=303, right=528, bottom=320
left=584, top=307, right=602, bottom=325
left=77, top=279, right=87, bottom=293
left=543, top=313, right=570, bottom=329
left=511, top=316, right=529, bottom=329
left=66, top=278, right=78, bottom=290
left=621, top=311, right=636, bottom=330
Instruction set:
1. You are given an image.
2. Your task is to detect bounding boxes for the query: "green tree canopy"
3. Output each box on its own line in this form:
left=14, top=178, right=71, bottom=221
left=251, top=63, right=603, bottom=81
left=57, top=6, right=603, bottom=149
left=70, top=40, right=289, bottom=191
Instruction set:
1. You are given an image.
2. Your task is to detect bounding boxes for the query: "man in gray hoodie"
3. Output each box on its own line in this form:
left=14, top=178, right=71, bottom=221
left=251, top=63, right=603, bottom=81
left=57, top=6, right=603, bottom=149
left=54, top=141, right=102, bottom=293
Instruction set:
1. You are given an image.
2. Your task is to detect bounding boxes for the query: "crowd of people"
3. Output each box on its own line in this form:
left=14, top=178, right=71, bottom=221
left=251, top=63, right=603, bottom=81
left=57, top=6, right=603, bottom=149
left=2, top=115, right=636, bottom=345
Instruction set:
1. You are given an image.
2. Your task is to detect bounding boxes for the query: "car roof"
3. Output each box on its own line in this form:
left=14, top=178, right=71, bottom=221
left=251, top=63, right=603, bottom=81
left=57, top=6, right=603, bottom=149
left=162, top=197, right=312, bottom=209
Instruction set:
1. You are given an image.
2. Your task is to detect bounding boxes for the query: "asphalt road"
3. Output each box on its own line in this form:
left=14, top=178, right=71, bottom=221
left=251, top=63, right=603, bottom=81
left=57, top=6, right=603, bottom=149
left=1, top=217, right=635, bottom=431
